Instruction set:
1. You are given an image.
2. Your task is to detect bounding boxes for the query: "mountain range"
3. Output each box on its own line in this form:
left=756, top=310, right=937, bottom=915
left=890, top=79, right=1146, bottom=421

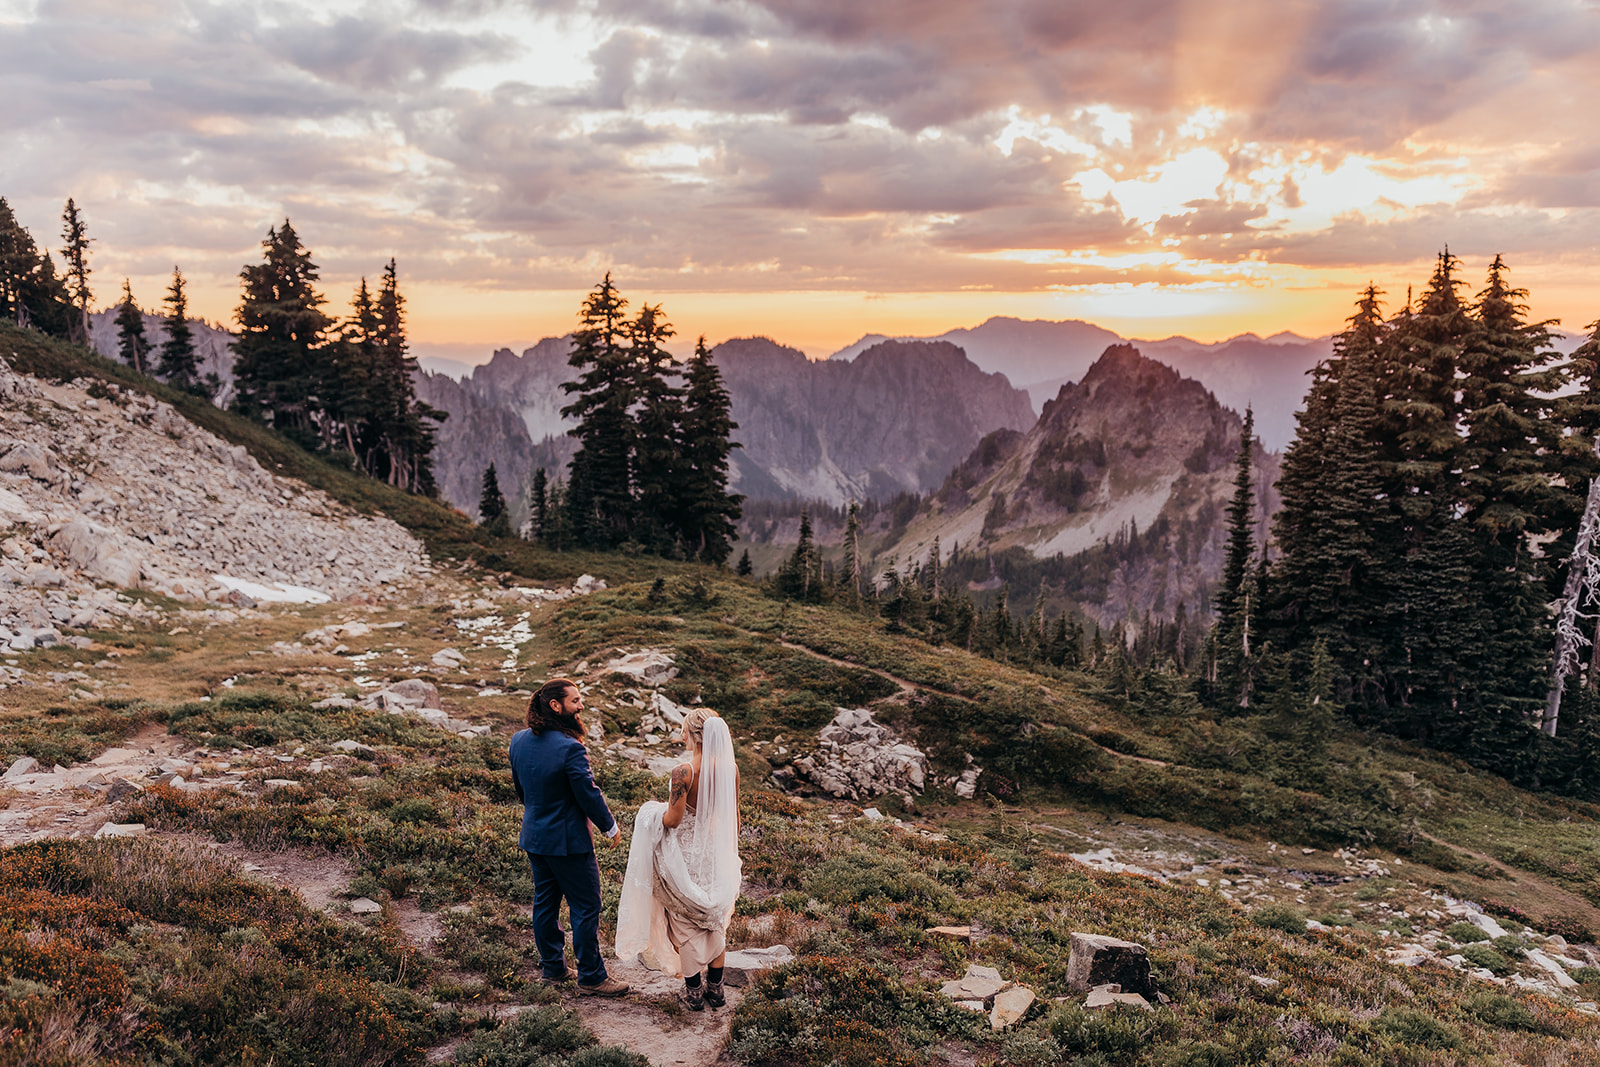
left=412, top=336, right=1035, bottom=525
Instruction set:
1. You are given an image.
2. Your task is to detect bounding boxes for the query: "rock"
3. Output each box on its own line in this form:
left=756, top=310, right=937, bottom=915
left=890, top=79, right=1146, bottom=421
left=939, top=964, right=1010, bottom=1002
left=1066, top=933, right=1158, bottom=999
left=360, top=680, right=442, bottom=712
left=262, top=779, right=301, bottom=789
left=1462, top=910, right=1509, bottom=940
left=721, top=945, right=794, bottom=987
left=432, top=648, right=467, bottom=668
left=312, top=696, right=357, bottom=709
left=0, top=442, right=58, bottom=482
left=926, top=926, right=972, bottom=943
left=106, top=777, right=143, bottom=803
left=330, top=739, right=376, bottom=757
left=604, top=649, right=678, bottom=687
left=787, top=708, right=930, bottom=800
left=1305, top=919, right=1331, bottom=932
left=1526, top=949, right=1580, bottom=989
left=574, top=574, right=606, bottom=593
left=49, top=519, right=142, bottom=588
left=953, top=999, right=987, bottom=1012
left=1249, top=975, right=1280, bottom=989
left=990, top=985, right=1036, bottom=1030
left=1084, top=985, right=1153, bottom=1011
left=862, top=807, right=884, bottom=821
left=3, top=755, right=39, bottom=779
left=94, top=822, right=147, bottom=838
left=349, top=897, right=382, bottom=915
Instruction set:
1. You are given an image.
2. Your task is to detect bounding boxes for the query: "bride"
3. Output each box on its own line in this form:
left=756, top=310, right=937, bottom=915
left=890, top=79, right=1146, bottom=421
left=615, top=707, right=742, bottom=1010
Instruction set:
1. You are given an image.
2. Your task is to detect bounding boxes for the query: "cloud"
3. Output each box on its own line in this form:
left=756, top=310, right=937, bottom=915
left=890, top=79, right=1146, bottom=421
left=1, top=0, right=1598, bottom=327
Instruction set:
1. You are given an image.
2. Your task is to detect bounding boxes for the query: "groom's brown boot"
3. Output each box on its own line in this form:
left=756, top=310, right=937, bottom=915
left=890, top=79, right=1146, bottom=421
left=577, top=976, right=630, bottom=997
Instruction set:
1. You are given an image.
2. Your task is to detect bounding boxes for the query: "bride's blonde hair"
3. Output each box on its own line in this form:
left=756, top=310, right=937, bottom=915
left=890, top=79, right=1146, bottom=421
left=682, top=706, right=718, bottom=750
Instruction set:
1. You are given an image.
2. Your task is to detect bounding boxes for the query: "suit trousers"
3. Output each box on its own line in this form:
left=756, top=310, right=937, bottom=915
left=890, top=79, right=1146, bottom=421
left=526, top=850, right=608, bottom=984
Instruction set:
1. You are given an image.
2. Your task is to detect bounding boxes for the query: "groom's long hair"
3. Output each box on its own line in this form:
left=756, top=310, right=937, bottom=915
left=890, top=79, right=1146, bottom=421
left=527, top=678, right=586, bottom=741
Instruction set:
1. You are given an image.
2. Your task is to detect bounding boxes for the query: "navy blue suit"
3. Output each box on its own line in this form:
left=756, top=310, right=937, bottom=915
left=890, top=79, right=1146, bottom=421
left=509, top=728, right=618, bottom=983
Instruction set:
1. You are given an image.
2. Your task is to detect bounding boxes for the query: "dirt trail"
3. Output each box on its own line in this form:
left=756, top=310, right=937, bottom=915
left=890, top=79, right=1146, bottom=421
left=1418, top=830, right=1600, bottom=931
left=562, top=957, right=740, bottom=1067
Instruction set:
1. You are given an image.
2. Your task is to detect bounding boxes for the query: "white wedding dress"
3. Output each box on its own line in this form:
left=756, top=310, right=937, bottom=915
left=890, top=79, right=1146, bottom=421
left=615, top=718, right=742, bottom=978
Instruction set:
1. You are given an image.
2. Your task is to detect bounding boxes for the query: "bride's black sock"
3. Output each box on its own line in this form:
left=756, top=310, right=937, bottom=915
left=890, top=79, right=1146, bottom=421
left=706, top=965, right=724, bottom=985
left=685, top=973, right=702, bottom=989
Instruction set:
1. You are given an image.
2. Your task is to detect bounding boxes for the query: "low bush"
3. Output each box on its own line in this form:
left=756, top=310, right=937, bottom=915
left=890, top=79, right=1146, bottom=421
left=1250, top=904, right=1307, bottom=935
left=1462, top=991, right=1543, bottom=1033
left=1373, top=1005, right=1461, bottom=1050
left=452, top=1006, right=646, bottom=1067
left=1444, top=921, right=1489, bottom=944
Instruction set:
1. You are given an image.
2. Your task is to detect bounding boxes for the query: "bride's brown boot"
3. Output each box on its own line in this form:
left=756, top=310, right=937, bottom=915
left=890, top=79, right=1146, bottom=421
left=703, top=979, right=726, bottom=1008
left=680, top=978, right=705, bottom=1011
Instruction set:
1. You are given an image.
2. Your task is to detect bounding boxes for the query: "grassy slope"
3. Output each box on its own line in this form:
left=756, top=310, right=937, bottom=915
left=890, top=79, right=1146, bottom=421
left=6, top=324, right=1600, bottom=1062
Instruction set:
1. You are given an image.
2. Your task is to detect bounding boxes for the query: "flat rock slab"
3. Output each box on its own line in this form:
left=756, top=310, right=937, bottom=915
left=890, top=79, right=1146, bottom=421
left=940, top=963, right=1011, bottom=1002
left=1084, top=985, right=1153, bottom=1011
left=94, top=822, right=146, bottom=838
left=926, top=925, right=972, bottom=943
left=723, top=945, right=794, bottom=987
left=990, top=985, right=1036, bottom=1030
left=1067, top=932, right=1158, bottom=999
left=349, top=897, right=383, bottom=915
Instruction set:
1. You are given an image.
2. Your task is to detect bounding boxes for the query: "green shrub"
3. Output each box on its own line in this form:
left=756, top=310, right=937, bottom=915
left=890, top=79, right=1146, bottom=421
left=1460, top=944, right=1512, bottom=976
left=1372, top=1006, right=1459, bottom=1050
left=452, top=1006, right=646, bottom=1067
left=1443, top=921, right=1488, bottom=944
left=1046, top=1000, right=1179, bottom=1059
left=1490, top=935, right=1525, bottom=958
left=1250, top=905, right=1306, bottom=935
left=1462, top=992, right=1542, bottom=1032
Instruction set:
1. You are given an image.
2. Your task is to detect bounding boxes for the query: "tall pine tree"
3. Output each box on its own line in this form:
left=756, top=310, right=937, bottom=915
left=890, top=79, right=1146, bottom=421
left=158, top=267, right=201, bottom=394
left=114, top=279, right=149, bottom=375
left=562, top=275, right=635, bottom=545
left=59, top=198, right=92, bottom=344
left=232, top=221, right=333, bottom=445
left=676, top=336, right=742, bottom=563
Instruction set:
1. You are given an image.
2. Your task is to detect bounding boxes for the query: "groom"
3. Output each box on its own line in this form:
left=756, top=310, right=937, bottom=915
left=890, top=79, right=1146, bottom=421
left=510, top=678, right=629, bottom=997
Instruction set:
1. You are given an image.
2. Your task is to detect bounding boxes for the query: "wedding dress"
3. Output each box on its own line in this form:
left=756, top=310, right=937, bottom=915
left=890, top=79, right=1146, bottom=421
left=615, top=717, right=742, bottom=978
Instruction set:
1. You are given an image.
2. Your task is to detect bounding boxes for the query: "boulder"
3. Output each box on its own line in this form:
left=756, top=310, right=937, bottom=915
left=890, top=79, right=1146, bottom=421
left=604, top=649, right=678, bottom=687
left=94, top=822, right=147, bottom=838
left=359, top=680, right=442, bottom=712
left=330, top=739, right=376, bottom=757
left=349, top=897, right=382, bottom=915
left=926, top=926, right=972, bottom=943
left=49, top=519, right=142, bottom=588
left=106, top=777, right=143, bottom=803
left=1066, top=933, right=1158, bottom=999
left=432, top=648, right=467, bottom=668
left=0, top=442, right=58, bottom=482
left=3, top=755, right=39, bottom=779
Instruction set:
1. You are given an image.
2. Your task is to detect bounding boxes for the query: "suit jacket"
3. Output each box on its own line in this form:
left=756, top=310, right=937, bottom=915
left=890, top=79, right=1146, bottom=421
left=509, top=728, right=617, bottom=855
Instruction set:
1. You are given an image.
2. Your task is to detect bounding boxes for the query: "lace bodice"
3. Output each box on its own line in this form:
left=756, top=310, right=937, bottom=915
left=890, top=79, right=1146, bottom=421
left=670, top=810, right=718, bottom=890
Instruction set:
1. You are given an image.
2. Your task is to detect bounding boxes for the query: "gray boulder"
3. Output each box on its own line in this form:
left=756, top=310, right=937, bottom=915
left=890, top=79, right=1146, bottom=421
left=1066, top=933, right=1158, bottom=999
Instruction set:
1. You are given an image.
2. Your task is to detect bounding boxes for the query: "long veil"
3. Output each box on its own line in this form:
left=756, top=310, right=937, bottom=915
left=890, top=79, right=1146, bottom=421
left=614, top=717, right=743, bottom=975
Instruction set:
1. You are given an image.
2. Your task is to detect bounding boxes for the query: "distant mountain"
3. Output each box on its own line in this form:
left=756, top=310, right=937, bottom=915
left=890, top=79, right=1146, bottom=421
left=878, top=344, right=1279, bottom=625
left=830, top=316, right=1332, bottom=449
left=417, top=356, right=474, bottom=380
left=413, top=336, right=1035, bottom=523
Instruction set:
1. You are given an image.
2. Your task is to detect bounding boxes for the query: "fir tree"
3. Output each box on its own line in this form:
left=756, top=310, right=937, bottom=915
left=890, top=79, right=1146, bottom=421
left=736, top=549, right=753, bottom=577
left=676, top=336, right=743, bottom=563
left=479, top=463, right=509, bottom=536
left=232, top=221, right=332, bottom=443
left=839, top=500, right=863, bottom=602
left=529, top=468, right=548, bottom=542
left=368, top=260, right=442, bottom=493
left=114, top=279, right=149, bottom=375
left=629, top=303, right=682, bottom=552
left=562, top=275, right=635, bottom=545
left=59, top=198, right=92, bottom=344
left=0, top=198, right=71, bottom=334
left=158, top=267, right=202, bottom=394
left=777, top=509, right=822, bottom=601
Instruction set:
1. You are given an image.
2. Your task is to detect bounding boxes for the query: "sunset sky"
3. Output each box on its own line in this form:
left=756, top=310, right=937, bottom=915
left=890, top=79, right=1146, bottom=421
left=4, top=0, right=1600, bottom=361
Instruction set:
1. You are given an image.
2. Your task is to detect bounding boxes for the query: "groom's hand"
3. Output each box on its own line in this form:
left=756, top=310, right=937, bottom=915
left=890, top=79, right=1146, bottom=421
left=606, top=826, right=622, bottom=848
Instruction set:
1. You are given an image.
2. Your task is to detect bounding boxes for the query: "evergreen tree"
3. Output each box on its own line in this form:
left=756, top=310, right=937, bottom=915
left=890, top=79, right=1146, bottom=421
left=529, top=467, right=548, bottom=542
left=232, top=221, right=332, bottom=443
left=777, top=509, right=823, bottom=601
left=59, top=198, right=92, bottom=344
left=676, top=336, right=743, bottom=563
left=367, top=261, right=442, bottom=493
left=479, top=463, right=509, bottom=536
left=630, top=303, right=682, bottom=552
left=1216, top=408, right=1257, bottom=629
left=113, top=279, right=149, bottom=375
left=839, top=500, right=863, bottom=602
left=0, top=198, right=71, bottom=334
left=158, top=267, right=202, bottom=394
left=562, top=275, right=635, bottom=545
left=736, top=549, right=753, bottom=577
left=1457, top=256, right=1563, bottom=716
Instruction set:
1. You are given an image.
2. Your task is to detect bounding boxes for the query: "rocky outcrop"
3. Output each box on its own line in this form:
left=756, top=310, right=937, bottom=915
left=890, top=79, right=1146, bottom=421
left=87, top=307, right=237, bottom=407
left=414, top=335, right=1035, bottom=517
left=778, top=707, right=929, bottom=799
left=0, top=360, right=427, bottom=637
